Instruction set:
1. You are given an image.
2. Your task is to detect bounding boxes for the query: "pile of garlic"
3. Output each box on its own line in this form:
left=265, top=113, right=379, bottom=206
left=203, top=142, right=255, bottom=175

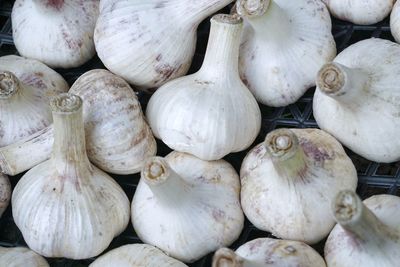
left=0, top=0, right=399, bottom=266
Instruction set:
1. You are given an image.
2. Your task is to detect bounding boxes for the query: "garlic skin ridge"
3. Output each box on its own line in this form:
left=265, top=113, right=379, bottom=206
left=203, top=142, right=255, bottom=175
left=94, top=0, right=233, bottom=90
left=237, top=0, right=336, bottom=107
left=325, top=191, right=400, bottom=267
left=390, top=1, right=400, bottom=44
left=314, top=38, right=400, bottom=163
left=0, top=246, right=49, bottom=267
left=0, top=173, right=11, bottom=218
left=0, top=55, right=68, bottom=147
left=240, top=128, right=357, bottom=244
left=146, top=14, right=261, bottom=161
left=132, top=151, right=244, bottom=263
left=12, top=0, right=99, bottom=68
left=213, top=238, right=326, bottom=267
left=89, top=244, right=188, bottom=267
left=12, top=93, right=130, bottom=259
left=323, top=0, right=394, bottom=25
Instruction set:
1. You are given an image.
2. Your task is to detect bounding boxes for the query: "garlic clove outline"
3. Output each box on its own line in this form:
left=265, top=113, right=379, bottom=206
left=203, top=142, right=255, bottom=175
left=390, top=1, right=400, bottom=44
left=12, top=0, right=99, bottom=68
left=94, top=0, right=233, bottom=90
left=89, top=244, right=188, bottom=267
left=132, top=151, right=244, bottom=263
left=237, top=0, right=336, bottom=107
left=12, top=93, right=130, bottom=259
left=0, top=173, right=11, bottom=218
left=240, top=128, right=358, bottom=244
left=0, top=55, right=68, bottom=147
left=325, top=190, right=400, bottom=267
left=146, top=14, right=261, bottom=160
left=0, top=246, right=49, bottom=267
left=213, top=238, right=326, bottom=267
left=314, top=38, right=400, bottom=163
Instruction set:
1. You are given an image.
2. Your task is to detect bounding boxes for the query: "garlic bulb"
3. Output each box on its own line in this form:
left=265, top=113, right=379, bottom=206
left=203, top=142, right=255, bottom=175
left=132, top=152, right=244, bottom=263
left=146, top=14, right=261, bottom=160
left=237, top=0, right=336, bottom=107
left=89, top=244, right=188, bottom=267
left=240, top=128, right=357, bottom=244
left=325, top=191, right=400, bottom=267
left=0, top=173, right=11, bottom=218
left=94, top=0, right=233, bottom=90
left=12, top=93, right=130, bottom=259
left=213, top=238, right=326, bottom=267
left=0, top=247, right=49, bottom=267
left=0, top=69, right=156, bottom=175
left=323, top=0, right=394, bottom=25
left=12, top=0, right=99, bottom=68
left=390, top=1, right=400, bottom=43
left=314, top=38, right=400, bottom=163
left=0, top=55, right=68, bottom=147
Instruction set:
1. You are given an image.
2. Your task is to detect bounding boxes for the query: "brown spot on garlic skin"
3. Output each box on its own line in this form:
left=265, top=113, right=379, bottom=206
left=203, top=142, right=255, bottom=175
left=155, top=63, right=181, bottom=82
left=300, top=138, right=333, bottom=163
left=46, top=0, right=64, bottom=10
left=212, top=209, right=226, bottom=222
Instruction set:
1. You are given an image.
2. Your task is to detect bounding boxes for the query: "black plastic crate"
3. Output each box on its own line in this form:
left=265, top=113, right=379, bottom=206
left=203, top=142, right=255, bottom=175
left=0, top=0, right=399, bottom=266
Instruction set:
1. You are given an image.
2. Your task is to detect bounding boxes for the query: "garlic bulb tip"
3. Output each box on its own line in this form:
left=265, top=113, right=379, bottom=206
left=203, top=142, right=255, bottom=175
left=264, top=129, right=298, bottom=158
left=50, top=93, right=82, bottom=113
left=316, top=63, right=346, bottom=95
left=334, top=190, right=361, bottom=224
left=237, top=0, right=270, bottom=17
left=0, top=71, right=19, bottom=98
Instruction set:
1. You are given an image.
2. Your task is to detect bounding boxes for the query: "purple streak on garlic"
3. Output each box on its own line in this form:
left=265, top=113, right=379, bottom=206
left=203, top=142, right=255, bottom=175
left=94, top=0, right=233, bottom=90
left=0, top=55, right=68, bottom=147
left=237, top=0, right=336, bottom=107
left=325, top=191, right=400, bottom=267
left=12, top=0, right=99, bottom=68
left=240, top=128, right=357, bottom=244
left=132, top=151, right=244, bottom=263
left=0, top=246, right=49, bottom=267
left=12, top=93, right=130, bottom=259
left=314, top=38, right=400, bottom=163
left=0, top=173, right=11, bottom=218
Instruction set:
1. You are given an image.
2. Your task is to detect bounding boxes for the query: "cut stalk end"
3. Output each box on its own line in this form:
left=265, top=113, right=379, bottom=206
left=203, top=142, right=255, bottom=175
left=142, top=157, right=170, bottom=185
left=0, top=71, right=21, bottom=99
left=212, top=248, right=243, bottom=267
left=317, top=63, right=345, bottom=95
left=264, top=129, right=299, bottom=159
left=236, top=0, right=271, bottom=18
left=334, top=190, right=362, bottom=224
left=50, top=93, right=82, bottom=113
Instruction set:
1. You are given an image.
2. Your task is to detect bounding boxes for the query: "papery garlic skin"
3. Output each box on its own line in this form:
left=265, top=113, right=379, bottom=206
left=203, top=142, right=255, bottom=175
left=89, top=244, right=188, bottom=267
left=0, top=247, right=49, bottom=267
left=314, top=38, right=400, bottom=163
left=147, top=14, right=261, bottom=160
left=323, top=0, right=394, bottom=25
left=12, top=0, right=99, bottom=68
left=237, top=0, right=336, bottom=107
left=325, top=191, right=400, bottom=267
left=213, top=238, right=326, bottom=267
left=94, top=0, right=233, bottom=90
left=0, top=55, right=68, bottom=147
left=12, top=93, right=130, bottom=259
left=240, top=128, right=357, bottom=244
left=390, top=1, right=400, bottom=43
left=132, top=152, right=244, bottom=263
left=0, top=174, right=11, bottom=218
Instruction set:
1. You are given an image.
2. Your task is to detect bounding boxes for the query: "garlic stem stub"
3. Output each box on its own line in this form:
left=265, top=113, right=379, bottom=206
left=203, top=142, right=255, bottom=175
left=237, top=0, right=336, bottom=107
left=146, top=14, right=261, bottom=161
left=0, top=247, right=49, bottom=267
left=12, top=0, right=99, bottom=68
left=0, top=55, right=68, bottom=147
left=325, top=191, right=400, bottom=267
left=240, top=128, right=357, bottom=244
left=94, top=0, right=233, bottom=90
left=213, top=238, right=326, bottom=267
left=132, top=151, right=244, bottom=263
left=89, top=244, right=188, bottom=267
left=12, top=93, right=130, bottom=259
left=314, top=38, right=400, bottom=163
left=0, top=173, right=11, bottom=218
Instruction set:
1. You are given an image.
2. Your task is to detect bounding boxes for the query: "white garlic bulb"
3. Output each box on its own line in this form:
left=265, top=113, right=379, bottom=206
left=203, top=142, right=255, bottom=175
left=240, top=128, right=357, bottom=244
left=132, top=152, right=244, bottom=263
left=237, top=0, right=336, bottom=107
left=12, top=93, right=130, bottom=259
left=325, top=191, right=400, bottom=267
left=12, top=0, right=99, bottom=68
left=0, top=173, right=11, bottom=218
left=0, top=69, right=156, bottom=175
left=146, top=14, right=261, bottom=161
left=213, top=238, right=326, bottom=267
left=323, top=0, right=394, bottom=25
left=89, top=244, right=188, bottom=267
left=0, top=55, right=68, bottom=147
left=0, top=246, right=49, bottom=267
left=94, top=0, right=233, bottom=90
left=390, top=1, right=400, bottom=43
left=314, top=38, right=400, bottom=163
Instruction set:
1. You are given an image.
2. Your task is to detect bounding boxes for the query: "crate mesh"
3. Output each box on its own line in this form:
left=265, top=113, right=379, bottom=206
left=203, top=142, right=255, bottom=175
left=0, top=0, right=399, bottom=266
